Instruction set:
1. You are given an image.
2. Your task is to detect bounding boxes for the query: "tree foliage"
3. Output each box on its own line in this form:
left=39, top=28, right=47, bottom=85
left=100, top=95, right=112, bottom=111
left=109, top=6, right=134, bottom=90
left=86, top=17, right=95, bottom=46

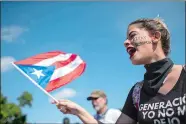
left=0, top=91, right=33, bottom=124
left=17, top=91, right=33, bottom=108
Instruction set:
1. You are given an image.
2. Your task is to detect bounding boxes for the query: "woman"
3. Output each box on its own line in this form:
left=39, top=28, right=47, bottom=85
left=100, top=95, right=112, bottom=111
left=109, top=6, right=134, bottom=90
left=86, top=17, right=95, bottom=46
left=52, top=18, right=186, bottom=124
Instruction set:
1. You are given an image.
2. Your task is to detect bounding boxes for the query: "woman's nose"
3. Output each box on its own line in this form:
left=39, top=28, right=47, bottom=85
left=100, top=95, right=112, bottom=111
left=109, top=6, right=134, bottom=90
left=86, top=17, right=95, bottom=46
left=124, top=39, right=130, bottom=48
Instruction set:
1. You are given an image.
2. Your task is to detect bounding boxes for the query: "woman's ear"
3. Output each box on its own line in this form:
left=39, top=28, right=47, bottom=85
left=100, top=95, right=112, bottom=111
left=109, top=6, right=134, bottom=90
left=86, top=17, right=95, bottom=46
left=152, top=31, right=161, bottom=44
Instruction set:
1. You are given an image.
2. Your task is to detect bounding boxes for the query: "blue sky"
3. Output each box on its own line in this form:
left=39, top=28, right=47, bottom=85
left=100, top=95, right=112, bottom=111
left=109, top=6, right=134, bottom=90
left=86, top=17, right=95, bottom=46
left=1, top=1, right=185, bottom=123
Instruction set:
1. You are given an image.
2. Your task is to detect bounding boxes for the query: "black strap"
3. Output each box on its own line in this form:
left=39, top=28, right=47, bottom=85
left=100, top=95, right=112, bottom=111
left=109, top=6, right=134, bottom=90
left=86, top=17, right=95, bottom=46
left=183, top=65, right=186, bottom=72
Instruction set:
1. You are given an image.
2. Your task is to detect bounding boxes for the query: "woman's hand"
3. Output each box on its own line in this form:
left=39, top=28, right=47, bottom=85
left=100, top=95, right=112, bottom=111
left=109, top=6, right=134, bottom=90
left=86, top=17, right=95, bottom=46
left=52, top=99, right=81, bottom=115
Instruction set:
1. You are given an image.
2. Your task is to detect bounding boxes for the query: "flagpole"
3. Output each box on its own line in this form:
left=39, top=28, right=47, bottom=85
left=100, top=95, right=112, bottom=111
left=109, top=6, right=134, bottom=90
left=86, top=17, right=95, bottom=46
left=11, top=62, right=59, bottom=103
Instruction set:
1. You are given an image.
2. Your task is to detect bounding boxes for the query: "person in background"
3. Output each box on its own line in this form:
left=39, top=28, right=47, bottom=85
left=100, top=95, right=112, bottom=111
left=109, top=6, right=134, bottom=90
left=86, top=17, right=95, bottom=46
left=63, top=117, right=70, bottom=124
left=86, top=90, right=121, bottom=123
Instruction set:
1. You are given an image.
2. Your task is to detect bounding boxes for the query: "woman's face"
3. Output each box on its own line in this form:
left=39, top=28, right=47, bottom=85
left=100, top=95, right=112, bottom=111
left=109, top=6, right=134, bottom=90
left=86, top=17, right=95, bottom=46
left=124, top=24, right=157, bottom=65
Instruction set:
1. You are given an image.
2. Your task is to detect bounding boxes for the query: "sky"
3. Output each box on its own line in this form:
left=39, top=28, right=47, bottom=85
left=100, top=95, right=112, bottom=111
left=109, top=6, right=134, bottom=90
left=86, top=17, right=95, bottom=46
left=1, top=1, right=185, bottom=123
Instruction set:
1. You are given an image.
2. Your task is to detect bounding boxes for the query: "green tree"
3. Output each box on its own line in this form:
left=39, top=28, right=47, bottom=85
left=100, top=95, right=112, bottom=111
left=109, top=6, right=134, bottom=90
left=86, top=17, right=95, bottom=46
left=17, top=91, right=33, bottom=108
left=0, top=91, right=33, bottom=124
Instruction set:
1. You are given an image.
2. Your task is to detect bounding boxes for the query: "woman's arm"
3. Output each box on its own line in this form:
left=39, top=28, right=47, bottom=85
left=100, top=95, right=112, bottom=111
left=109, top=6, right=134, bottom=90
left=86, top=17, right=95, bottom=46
left=76, top=106, right=98, bottom=124
left=52, top=84, right=138, bottom=124
left=52, top=99, right=98, bottom=124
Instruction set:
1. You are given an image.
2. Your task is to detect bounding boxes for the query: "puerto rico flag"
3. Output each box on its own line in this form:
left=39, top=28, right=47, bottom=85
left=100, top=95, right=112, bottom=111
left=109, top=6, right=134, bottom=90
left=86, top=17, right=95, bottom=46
left=13, top=51, right=86, bottom=92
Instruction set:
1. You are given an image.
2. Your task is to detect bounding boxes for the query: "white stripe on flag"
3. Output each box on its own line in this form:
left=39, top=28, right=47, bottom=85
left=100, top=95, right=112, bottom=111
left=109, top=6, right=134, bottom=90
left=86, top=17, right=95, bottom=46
left=50, top=55, right=83, bottom=81
left=34, top=53, right=72, bottom=66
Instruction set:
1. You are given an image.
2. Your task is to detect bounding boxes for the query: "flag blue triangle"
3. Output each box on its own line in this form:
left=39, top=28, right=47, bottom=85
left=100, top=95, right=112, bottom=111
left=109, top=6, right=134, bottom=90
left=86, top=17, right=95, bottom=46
left=16, top=64, right=55, bottom=89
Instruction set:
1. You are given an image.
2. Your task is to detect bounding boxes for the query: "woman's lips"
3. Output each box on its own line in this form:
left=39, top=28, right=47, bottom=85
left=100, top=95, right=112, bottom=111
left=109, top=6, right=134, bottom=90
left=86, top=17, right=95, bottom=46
left=127, top=47, right=137, bottom=59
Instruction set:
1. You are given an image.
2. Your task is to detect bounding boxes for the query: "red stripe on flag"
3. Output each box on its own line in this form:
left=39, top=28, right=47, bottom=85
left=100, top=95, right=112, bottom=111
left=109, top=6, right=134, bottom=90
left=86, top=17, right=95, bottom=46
left=14, top=51, right=64, bottom=65
left=52, top=54, right=77, bottom=69
left=45, top=62, right=86, bottom=92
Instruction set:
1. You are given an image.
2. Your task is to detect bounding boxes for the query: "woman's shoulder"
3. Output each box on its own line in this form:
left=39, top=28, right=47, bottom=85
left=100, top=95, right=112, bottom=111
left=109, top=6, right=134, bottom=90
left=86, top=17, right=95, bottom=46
left=182, top=64, right=186, bottom=71
left=173, top=64, right=185, bottom=69
left=127, top=80, right=144, bottom=94
left=133, top=80, right=144, bottom=88
left=172, top=64, right=186, bottom=73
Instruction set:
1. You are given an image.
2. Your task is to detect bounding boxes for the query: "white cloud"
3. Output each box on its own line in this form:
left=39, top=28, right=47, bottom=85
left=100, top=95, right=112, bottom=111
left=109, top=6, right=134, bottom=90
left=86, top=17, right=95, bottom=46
left=1, top=25, right=28, bottom=42
left=49, top=88, right=77, bottom=102
left=1, top=56, right=16, bottom=72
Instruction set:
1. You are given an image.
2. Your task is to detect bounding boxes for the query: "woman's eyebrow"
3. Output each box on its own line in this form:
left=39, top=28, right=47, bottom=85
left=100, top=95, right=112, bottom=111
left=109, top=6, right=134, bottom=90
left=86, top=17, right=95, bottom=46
left=128, top=31, right=137, bottom=37
left=126, top=31, right=137, bottom=39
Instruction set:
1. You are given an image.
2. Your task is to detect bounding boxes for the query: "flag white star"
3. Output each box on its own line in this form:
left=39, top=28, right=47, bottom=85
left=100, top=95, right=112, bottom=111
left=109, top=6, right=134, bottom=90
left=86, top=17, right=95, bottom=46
left=31, top=68, right=45, bottom=79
